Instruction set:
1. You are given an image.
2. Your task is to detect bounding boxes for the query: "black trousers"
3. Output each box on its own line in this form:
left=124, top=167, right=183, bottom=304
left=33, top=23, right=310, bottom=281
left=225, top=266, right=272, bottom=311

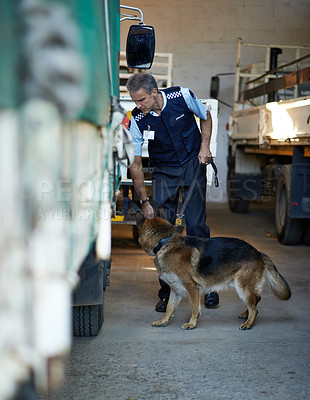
left=152, top=156, right=210, bottom=300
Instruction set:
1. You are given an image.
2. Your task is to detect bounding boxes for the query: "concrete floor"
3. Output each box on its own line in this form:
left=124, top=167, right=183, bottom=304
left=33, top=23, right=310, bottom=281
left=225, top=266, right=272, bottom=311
left=45, top=202, right=310, bottom=400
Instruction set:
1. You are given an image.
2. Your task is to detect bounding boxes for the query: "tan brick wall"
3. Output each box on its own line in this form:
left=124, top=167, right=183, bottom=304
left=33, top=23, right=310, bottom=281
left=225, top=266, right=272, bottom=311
left=120, top=0, right=310, bottom=201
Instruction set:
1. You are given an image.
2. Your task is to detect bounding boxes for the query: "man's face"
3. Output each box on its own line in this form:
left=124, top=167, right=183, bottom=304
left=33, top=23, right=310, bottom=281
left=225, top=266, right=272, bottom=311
left=130, top=88, right=157, bottom=114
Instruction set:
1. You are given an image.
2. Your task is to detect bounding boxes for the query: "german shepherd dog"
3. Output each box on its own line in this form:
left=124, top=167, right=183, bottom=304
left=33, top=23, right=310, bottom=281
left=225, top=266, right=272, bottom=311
left=137, top=215, right=291, bottom=330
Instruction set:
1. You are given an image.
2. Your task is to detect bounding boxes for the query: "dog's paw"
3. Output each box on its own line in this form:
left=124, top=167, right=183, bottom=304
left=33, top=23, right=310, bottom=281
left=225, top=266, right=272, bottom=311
left=151, top=320, right=168, bottom=327
left=238, top=310, right=248, bottom=320
left=239, top=322, right=253, bottom=330
left=181, top=323, right=196, bottom=330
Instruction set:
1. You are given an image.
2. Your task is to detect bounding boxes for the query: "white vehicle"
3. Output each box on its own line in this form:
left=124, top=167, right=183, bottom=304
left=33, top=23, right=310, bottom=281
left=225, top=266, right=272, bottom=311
left=223, top=38, right=310, bottom=245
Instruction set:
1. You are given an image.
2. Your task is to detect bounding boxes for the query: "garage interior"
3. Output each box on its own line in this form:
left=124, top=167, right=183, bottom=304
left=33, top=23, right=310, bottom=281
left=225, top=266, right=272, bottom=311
left=42, top=0, right=310, bottom=399
left=45, top=201, right=310, bottom=400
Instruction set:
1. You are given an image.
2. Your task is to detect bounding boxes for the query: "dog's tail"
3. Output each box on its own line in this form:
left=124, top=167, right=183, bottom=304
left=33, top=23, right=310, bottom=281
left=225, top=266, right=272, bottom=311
left=261, top=253, right=291, bottom=300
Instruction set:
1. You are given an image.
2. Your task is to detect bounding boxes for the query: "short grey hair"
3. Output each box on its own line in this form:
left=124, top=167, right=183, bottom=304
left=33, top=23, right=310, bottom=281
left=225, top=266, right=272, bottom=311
left=126, top=73, right=158, bottom=94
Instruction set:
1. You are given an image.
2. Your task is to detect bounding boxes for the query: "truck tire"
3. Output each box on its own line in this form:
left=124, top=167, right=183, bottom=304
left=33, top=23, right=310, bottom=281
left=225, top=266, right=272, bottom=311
left=72, top=303, right=103, bottom=337
left=228, top=198, right=250, bottom=214
left=227, top=169, right=250, bottom=213
left=275, top=165, right=304, bottom=244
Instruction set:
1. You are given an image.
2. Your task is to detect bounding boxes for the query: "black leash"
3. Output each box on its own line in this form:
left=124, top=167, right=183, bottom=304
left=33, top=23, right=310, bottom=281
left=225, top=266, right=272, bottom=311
left=175, top=158, right=218, bottom=226
left=209, top=158, right=219, bottom=188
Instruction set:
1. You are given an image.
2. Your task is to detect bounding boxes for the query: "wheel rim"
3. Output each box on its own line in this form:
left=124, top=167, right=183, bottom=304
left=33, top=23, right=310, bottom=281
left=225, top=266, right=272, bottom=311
left=278, top=184, right=287, bottom=230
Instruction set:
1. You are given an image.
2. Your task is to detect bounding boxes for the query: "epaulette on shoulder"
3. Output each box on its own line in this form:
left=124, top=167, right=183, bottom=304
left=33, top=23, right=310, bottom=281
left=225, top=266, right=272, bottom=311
left=163, top=86, right=182, bottom=100
left=132, top=108, right=146, bottom=122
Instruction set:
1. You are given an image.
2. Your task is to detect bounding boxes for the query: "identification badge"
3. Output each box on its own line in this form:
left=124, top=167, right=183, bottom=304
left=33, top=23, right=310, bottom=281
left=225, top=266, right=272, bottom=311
left=143, top=128, right=155, bottom=140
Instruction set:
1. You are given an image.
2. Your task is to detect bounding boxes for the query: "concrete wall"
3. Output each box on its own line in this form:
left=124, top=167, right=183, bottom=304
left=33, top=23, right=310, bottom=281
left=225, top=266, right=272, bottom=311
left=120, top=0, right=310, bottom=201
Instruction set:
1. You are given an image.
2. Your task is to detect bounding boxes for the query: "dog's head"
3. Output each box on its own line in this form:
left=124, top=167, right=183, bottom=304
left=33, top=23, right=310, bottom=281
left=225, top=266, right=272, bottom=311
left=137, top=215, right=175, bottom=256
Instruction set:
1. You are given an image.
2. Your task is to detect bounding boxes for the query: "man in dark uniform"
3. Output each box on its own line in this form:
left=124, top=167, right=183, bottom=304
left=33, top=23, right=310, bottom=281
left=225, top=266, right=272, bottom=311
left=127, top=73, right=219, bottom=311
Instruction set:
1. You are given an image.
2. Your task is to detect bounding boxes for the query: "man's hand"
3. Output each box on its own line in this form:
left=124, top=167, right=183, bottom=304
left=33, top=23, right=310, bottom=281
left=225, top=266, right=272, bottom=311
left=129, top=156, right=155, bottom=219
left=198, top=145, right=212, bottom=164
left=142, top=201, right=154, bottom=219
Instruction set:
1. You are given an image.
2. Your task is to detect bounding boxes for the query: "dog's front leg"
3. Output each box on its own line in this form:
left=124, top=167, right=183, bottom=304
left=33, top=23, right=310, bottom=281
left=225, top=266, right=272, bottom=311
left=181, top=285, right=201, bottom=330
left=151, top=289, right=181, bottom=327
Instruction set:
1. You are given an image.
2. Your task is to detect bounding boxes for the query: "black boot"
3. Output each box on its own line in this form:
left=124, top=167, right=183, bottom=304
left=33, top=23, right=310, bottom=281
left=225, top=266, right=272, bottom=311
left=204, top=291, right=219, bottom=308
left=155, top=298, right=168, bottom=312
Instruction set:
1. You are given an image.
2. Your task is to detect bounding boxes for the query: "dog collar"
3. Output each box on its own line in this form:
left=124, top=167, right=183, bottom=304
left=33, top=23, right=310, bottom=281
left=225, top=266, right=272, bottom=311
left=153, top=235, right=173, bottom=255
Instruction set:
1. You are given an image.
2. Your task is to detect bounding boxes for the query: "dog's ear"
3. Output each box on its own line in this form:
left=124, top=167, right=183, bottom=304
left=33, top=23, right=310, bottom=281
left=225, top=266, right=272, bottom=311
left=135, top=210, right=145, bottom=227
left=155, top=206, right=167, bottom=219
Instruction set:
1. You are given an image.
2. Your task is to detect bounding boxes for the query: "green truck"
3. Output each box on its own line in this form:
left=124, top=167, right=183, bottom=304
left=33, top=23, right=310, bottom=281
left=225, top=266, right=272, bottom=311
left=0, top=1, right=154, bottom=398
